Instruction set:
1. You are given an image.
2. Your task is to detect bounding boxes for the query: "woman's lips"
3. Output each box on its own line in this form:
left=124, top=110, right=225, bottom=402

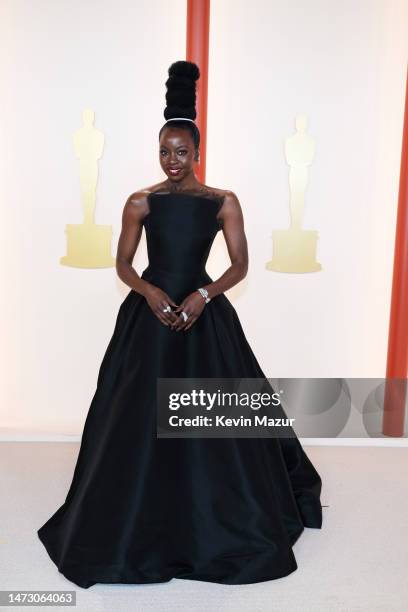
left=168, top=168, right=182, bottom=176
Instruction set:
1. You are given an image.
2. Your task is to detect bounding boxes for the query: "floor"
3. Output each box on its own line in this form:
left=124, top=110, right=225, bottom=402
left=1, top=443, right=407, bottom=612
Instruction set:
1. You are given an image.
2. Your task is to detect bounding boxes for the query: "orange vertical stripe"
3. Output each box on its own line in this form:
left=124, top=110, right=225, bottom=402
left=383, top=65, right=408, bottom=437
left=186, top=0, right=210, bottom=183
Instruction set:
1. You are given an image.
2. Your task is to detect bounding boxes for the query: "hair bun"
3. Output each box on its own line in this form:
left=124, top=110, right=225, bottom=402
left=168, top=60, right=200, bottom=81
left=164, top=60, right=200, bottom=121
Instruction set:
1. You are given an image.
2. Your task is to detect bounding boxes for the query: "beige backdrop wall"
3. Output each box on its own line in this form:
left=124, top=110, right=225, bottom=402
left=1, top=0, right=408, bottom=437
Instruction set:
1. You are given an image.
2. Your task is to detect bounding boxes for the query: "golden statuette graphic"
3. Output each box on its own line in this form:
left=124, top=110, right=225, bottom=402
left=60, top=108, right=116, bottom=268
left=266, top=115, right=321, bottom=273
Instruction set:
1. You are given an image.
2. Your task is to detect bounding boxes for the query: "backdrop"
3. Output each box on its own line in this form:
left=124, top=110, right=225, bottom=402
left=1, top=0, right=408, bottom=437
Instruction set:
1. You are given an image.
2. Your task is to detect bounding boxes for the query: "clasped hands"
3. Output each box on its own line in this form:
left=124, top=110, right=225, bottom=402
left=144, top=285, right=206, bottom=332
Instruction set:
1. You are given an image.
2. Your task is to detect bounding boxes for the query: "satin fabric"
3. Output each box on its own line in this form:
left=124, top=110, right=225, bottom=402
left=37, top=192, right=323, bottom=588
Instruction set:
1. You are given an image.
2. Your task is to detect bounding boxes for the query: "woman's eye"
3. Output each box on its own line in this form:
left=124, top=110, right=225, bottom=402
left=160, top=149, right=187, bottom=156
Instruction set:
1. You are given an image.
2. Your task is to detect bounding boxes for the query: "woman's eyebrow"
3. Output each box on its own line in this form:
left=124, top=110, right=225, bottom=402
left=160, top=145, right=189, bottom=150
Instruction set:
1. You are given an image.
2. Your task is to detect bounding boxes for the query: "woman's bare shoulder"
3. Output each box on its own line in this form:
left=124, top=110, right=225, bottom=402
left=125, top=181, right=167, bottom=203
left=203, top=187, right=241, bottom=220
left=204, top=185, right=239, bottom=201
left=123, top=182, right=167, bottom=219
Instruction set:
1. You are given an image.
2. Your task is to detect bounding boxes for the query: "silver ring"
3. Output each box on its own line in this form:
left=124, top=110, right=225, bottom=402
left=163, top=305, right=171, bottom=313
left=181, top=311, right=188, bottom=322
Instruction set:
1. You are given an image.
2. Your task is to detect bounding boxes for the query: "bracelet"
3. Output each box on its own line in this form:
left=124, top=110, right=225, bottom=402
left=197, top=287, right=211, bottom=303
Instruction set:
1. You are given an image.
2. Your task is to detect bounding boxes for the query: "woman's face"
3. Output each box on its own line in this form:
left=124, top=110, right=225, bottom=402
left=159, top=127, right=197, bottom=182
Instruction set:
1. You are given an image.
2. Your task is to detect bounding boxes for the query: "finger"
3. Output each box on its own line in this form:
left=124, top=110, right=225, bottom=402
left=172, top=306, right=186, bottom=323
left=159, top=301, right=170, bottom=315
left=168, top=309, right=179, bottom=322
left=166, top=308, right=179, bottom=326
left=172, top=313, right=185, bottom=331
left=160, top=301, right=178, bottom=325
left=155, top=310, right=170, bottom=326
left=184, top=315, right=197, bottom=331
left=175, top=312, right=191, bottom=331
left=163, top=298, right=178, bottom=311
left=164, top=310, right=177, bottom=325
left=169, top=313, right=181, bottom=330
left=172, top=318, right=183, bottom=331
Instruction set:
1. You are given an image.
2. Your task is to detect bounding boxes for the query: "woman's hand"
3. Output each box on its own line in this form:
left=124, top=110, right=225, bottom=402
left=144, top=284, right=179, bottom=327
left=172, top=291, right=206, bottom=331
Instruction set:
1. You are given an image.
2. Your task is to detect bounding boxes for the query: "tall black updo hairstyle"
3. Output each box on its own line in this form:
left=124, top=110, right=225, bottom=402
left=159, top=60, right=201, bottom=158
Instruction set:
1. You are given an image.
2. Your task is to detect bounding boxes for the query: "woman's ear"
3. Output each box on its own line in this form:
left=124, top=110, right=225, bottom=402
left=195, top=150, right=200, bottom=162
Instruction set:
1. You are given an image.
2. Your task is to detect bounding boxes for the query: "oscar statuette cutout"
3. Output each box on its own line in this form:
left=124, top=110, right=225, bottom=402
left=266, top=115, right=322, bottom=273
left=60, top=108, right=116, bottom=268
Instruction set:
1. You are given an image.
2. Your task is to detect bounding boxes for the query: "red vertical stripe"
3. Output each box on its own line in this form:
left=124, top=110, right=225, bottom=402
left=186, top=0, right=210, bottom=182
left=383, top=65, right=408, bottom=436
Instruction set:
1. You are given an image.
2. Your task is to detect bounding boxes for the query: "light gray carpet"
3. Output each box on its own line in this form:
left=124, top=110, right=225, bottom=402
left=1, top=443, right=407, bottom=612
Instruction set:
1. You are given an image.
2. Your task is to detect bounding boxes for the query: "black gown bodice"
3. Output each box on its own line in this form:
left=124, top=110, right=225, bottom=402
left=140, top=190, right=225, bottom=302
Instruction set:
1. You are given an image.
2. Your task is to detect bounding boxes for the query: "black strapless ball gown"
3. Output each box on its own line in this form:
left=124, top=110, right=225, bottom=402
left=37, top=190, right=323, bottom=588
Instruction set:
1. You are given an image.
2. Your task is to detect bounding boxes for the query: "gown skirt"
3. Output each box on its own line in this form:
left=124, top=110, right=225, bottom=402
left=37, top=191, right=323, bottom=588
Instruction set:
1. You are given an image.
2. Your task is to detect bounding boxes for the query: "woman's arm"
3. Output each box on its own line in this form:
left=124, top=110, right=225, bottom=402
left=203, top=190, right=249, bottom=299
left=116, top=191, right=179, bottom=327
left=115, top=192, right=151, bottom=296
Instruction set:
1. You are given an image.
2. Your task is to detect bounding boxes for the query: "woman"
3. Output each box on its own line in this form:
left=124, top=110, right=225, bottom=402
left=38, top=60, right=323, bottom=588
